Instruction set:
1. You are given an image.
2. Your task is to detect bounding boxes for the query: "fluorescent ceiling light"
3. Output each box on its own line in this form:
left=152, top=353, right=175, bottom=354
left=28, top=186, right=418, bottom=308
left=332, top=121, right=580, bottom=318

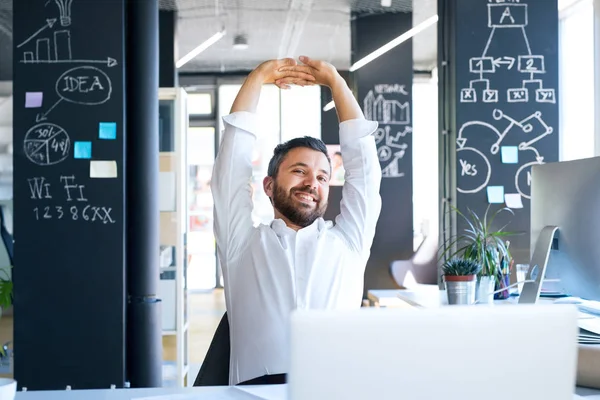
left=381, top=0, right=392, bottom=6
left=176, top=30, right=226, bottom=68
left=350, top=15, right=438, bottom=72
left=323, top=14, right=438, bottom=111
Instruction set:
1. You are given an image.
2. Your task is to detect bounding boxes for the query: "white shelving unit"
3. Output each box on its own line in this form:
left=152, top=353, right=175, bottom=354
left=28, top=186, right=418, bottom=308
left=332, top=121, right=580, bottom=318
left=158, top=87, right=190, bottom=387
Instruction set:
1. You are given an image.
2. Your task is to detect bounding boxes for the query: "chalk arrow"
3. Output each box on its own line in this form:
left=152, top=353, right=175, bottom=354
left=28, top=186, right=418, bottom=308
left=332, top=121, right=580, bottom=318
left=20, top=57, right=118, bottom=67
left=492, top=57, right=515, bottom=69
left=35, top=98, right=63, bottom=122
left=456, top=138, right=467, bottom=149
left=17, top=19, right=57, bottom=48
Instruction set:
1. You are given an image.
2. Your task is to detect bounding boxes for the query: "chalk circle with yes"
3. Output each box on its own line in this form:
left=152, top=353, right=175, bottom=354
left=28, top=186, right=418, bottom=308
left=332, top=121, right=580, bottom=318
left=24, top=123, right=71, bottom=166
left=456, top=146, right=491, bottom=194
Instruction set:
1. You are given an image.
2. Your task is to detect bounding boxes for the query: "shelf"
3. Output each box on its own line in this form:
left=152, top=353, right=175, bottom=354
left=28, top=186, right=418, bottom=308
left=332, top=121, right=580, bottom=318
left=158, top=87, right=190, bottom=388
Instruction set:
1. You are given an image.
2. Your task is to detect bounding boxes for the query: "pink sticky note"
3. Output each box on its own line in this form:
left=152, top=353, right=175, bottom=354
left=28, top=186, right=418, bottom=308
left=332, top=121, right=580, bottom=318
left=25, top=92, right=43, bottom=108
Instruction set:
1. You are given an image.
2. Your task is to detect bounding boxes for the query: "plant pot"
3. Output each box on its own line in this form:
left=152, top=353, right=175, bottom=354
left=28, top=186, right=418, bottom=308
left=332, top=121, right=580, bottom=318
left=476, top=275, right=496, bottom=304
left=444, top=274, right=477, bottom=305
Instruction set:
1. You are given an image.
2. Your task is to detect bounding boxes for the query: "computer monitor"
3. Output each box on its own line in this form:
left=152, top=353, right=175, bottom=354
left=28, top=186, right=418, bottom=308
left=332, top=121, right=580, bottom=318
left=528, top=156, right=600, bottom=301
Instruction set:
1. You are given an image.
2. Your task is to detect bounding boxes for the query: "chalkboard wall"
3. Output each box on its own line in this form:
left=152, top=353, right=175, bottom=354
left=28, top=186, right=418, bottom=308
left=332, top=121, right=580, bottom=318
left=452, top=0, right=559, bottom=264
left=13, top=0, right=126, bottom=389
left=351, top=11, right=414, bottom=294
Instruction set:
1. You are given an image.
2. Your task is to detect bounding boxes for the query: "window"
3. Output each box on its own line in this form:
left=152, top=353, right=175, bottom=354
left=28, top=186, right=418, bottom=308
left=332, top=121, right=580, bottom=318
left=559, top=0, right=595, bottom=161
left=412, top=77, right=439, bottom=250
left=217, top=83, right=321, bottom=226
left=187, top=93, right=213, bottom=116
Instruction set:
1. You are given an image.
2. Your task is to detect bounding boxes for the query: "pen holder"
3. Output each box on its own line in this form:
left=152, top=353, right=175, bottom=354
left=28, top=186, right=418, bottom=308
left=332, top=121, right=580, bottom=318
left=494, top=273, right=511, bottom=300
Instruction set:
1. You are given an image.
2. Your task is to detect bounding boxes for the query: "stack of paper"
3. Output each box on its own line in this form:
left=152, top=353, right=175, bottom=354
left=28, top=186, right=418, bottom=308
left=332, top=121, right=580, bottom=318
left=578, top=317, right=600, bottom=344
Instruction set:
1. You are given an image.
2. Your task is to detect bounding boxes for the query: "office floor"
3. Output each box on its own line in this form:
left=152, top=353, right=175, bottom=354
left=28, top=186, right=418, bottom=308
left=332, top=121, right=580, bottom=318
left=0, top=290, right=227, bottom=385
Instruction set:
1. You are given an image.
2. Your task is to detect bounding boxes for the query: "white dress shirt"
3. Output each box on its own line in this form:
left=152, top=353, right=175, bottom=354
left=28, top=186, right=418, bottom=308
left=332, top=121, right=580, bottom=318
left=210, top=111, right=382, bottom=385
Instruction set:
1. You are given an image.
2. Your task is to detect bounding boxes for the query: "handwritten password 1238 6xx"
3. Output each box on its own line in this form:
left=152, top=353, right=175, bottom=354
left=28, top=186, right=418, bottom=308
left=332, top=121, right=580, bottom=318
left=27, top=175, right=115, bottom=224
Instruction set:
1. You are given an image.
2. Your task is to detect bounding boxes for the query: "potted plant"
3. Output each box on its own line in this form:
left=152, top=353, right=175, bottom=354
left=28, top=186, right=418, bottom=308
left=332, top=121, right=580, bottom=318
left=441, top=205, right=517, bottom=304
left=441, top=258, right=481, bottom=305
left=0, top=266, right=12, bottom=363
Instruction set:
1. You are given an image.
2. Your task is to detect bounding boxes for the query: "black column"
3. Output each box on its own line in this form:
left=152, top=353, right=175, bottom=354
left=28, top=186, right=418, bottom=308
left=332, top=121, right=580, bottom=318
left=438, top=0, right=559, bottom=265
left=125, top=0, right=162, bottom=388
left=159, top=10, right=178, bottom=88
left=351, top=11, right=414, bottom=295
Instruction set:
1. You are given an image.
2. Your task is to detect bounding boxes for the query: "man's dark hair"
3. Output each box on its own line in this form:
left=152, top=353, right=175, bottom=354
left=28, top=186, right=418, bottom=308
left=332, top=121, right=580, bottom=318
left=267, top=136, right=331, bottom=178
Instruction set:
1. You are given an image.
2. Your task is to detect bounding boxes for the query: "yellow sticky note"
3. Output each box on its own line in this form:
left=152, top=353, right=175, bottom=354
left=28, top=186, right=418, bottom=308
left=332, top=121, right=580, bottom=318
left=90, top=161, right=117, bottom=178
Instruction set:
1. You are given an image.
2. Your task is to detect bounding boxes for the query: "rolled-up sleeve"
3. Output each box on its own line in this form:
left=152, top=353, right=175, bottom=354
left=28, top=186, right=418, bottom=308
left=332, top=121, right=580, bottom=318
left=333, top=119, right=382, bottom=259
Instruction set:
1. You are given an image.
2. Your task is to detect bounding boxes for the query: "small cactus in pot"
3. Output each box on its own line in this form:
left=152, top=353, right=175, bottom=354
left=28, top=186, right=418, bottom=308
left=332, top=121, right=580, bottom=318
left=442, top=258, right=481, bottom=305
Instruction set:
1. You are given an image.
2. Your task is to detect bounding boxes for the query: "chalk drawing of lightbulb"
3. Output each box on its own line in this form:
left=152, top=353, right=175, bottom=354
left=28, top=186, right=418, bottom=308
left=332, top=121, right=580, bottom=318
left=54, top=0, right=73, bottom=27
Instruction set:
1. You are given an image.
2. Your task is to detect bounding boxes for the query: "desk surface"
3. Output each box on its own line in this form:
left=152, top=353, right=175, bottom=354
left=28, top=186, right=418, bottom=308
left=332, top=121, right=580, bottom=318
left=9, top=383, right=600, bottom=399
left=368, top=287, right=600, bottom=397
left=14, top=384, right=286, bottom=399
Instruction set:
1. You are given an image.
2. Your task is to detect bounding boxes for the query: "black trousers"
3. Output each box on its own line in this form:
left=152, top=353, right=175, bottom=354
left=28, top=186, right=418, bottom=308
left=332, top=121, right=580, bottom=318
left=237, top=373, right=287, bottom=386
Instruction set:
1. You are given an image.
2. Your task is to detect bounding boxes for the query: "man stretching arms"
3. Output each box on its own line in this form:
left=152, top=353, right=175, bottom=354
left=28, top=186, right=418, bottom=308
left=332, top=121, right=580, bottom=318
left=211, top=56, right=382, bottom=385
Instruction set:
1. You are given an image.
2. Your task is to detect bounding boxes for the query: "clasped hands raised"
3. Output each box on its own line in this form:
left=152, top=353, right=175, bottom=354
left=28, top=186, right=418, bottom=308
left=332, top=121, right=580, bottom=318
left=251, top=56, right=342, bottom=90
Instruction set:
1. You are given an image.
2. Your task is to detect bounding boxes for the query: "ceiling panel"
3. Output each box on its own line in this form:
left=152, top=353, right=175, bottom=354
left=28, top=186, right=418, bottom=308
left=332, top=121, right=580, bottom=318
left=0, top=0, right=437, bottom=77
left=175, top=0, right=436, bottom=73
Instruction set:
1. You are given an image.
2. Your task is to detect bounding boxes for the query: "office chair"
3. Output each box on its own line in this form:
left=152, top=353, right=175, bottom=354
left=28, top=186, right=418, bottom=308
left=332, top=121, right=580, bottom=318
left=193, top=311, right=231, bottom=386
left=390, top=234, right=439, bottom=288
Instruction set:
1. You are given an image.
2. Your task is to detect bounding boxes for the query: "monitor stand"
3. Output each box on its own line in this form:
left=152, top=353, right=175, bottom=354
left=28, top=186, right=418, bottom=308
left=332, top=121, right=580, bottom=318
left=519, top=225, right=559, bottom=304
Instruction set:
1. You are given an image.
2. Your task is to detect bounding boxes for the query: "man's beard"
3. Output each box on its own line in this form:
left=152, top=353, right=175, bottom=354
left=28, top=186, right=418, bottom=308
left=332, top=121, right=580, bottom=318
left=272, top=181, right=327, bottom=228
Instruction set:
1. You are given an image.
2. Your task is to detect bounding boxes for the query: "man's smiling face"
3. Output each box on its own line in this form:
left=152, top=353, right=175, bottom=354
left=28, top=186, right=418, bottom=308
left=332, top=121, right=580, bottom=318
left=264, top=147, right=331, bottom=229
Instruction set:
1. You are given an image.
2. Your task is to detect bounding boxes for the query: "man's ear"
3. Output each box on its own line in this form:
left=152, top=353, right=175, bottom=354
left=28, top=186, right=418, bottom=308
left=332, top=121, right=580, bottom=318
left=263, top=176, right=274, bottom=198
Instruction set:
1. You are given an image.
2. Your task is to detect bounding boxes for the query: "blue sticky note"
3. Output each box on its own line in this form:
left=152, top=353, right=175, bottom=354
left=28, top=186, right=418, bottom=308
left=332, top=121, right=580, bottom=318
left=99, top=122, right=117, bottom=140
left=487, top=186, right=505, bottom=204
left=501, top=146, right=519, bottom=164
left=74, top=141, right=92, bottom=159
left=25, top=92, right=43, bottom=108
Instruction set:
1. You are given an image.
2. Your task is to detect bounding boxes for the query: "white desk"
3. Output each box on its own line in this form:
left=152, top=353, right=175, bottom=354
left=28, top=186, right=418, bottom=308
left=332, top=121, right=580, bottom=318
left=368, top=286, right=529, bottom=308
left=14, top=384, right=285, bottom=399
left=368, top=287, right=600, bottom=397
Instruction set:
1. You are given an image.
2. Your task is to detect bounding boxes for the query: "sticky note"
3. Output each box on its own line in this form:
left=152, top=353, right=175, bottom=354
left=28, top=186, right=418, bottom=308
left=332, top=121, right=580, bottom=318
left=501, top=146, right=519, bottom=164
left=505, top=193, right=524, bottom=209
left=74, top=141, right=92, bottom=159
left=487, top=186, right=505, bottom=204
left=25, top=92, right=43, bottom=108
left=90, top=160, right=117, bottom=178
left=99, top=122, right=117, bottom=140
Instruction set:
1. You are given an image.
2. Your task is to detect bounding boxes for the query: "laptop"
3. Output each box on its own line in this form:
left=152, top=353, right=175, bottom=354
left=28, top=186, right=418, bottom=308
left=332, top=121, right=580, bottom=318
left=288, top=305, right=579, bottom=400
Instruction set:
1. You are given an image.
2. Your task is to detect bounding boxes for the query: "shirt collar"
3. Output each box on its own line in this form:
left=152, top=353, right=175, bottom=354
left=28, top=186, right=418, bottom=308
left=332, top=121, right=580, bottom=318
left=270, top=217, right=330, bottom=237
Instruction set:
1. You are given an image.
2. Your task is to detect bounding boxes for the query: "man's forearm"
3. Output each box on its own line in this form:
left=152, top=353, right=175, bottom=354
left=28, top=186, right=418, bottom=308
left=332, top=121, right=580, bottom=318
left=330, top=76, right=365, bottom=123
left=230, top=70, right=265, bottom=114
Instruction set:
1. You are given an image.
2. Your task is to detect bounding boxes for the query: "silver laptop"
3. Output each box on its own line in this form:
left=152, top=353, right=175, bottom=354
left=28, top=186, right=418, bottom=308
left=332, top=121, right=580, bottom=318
left=288, top=305, right=579, bottom=400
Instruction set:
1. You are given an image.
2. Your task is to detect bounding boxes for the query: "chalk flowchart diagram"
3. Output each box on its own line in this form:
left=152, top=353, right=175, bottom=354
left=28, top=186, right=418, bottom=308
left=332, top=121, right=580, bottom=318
left=457, top=108, right=552, bottom=199
left=460, top=2, right=555, bottom=104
